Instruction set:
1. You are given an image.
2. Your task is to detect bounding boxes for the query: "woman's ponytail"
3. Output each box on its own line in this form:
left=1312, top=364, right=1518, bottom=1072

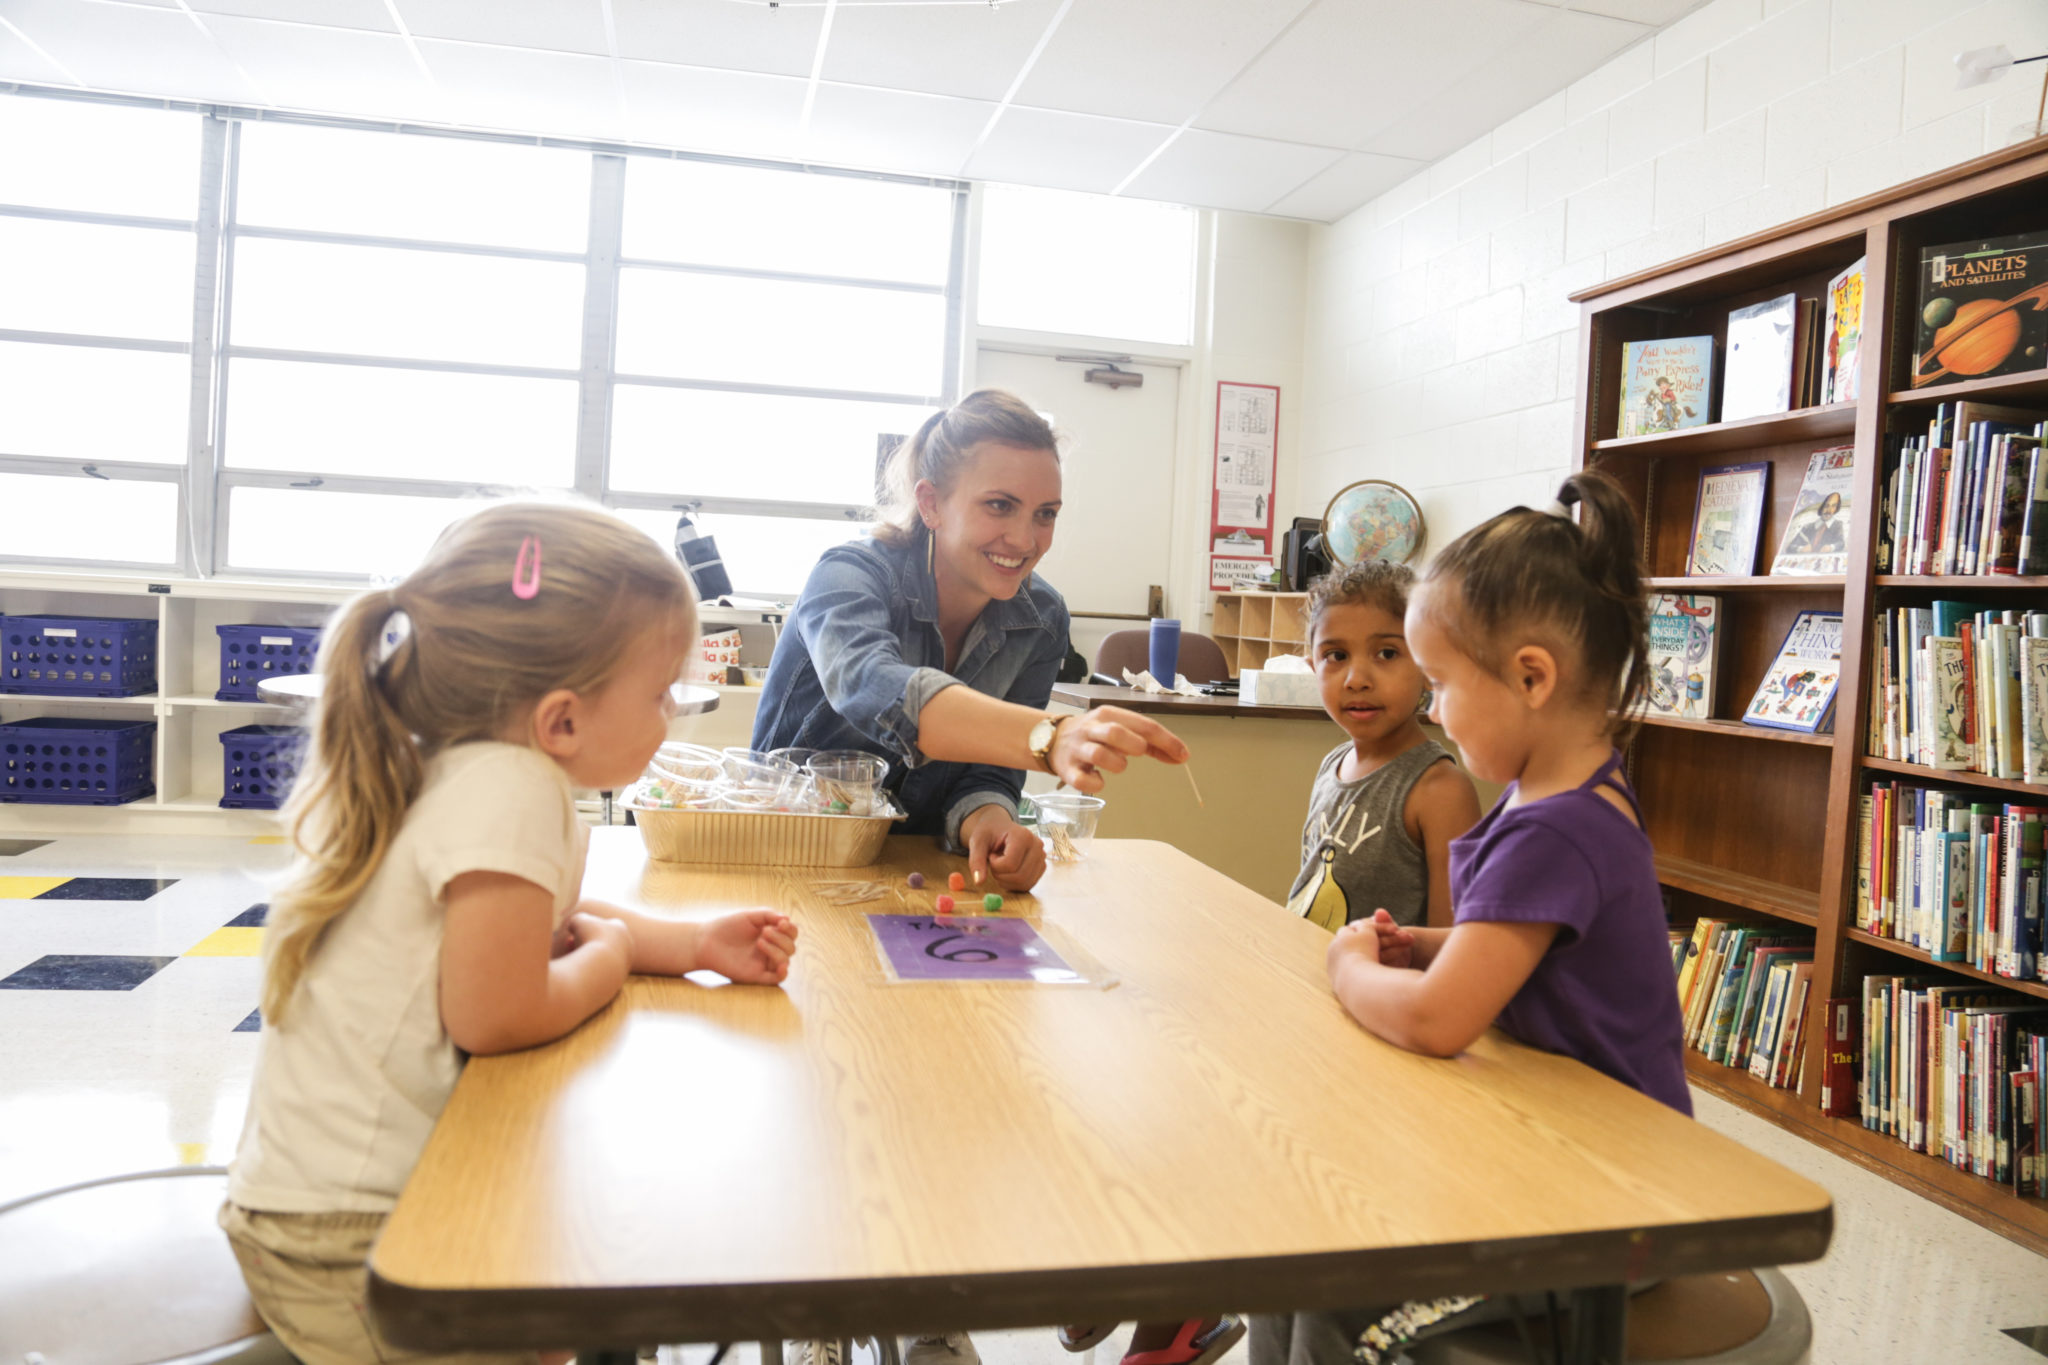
left=260, top=587, right=424, bottom=1026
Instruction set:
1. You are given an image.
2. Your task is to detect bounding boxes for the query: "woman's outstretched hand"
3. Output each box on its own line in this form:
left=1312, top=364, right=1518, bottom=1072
left=1046, top=705, right=1190, bottom=794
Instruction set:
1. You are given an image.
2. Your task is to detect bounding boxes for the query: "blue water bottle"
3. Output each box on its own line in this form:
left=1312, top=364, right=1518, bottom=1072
left=1149, top=617, right=1181, bottom=685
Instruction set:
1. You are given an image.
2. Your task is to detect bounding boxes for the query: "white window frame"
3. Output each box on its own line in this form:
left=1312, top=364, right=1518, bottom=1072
left=0, top=84, right=970, bottom=590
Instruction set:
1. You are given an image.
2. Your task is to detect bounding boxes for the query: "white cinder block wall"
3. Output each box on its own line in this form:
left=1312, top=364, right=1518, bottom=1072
left=1297, top=0, right=2048, bottom=552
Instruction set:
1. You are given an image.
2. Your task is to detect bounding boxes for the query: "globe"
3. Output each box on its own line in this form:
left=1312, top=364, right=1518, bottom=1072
left=1323, top=480, right=1425, bottom=566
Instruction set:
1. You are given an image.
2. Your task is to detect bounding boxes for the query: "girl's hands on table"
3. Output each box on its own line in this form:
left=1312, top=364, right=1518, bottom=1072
left=961, top=805, right=1047, bottom=891
left=1047, top=704, right=1190, bottom=794
left=696, top=908, right=798, bottom=985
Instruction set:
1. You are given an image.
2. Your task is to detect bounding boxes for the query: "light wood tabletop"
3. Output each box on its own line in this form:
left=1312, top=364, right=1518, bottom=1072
left=1051, top=681, right=1327, bottom=722
left=369, top=829, right=1831, bottom=1352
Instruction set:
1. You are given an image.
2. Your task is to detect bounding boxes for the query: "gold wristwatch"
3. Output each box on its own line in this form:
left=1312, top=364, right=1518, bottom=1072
left=1027, top=714, right=1067, bottom=774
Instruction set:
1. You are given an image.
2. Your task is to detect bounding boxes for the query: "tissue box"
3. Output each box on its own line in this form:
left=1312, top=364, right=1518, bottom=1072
left=1240, top=666, right=1322, bottom=708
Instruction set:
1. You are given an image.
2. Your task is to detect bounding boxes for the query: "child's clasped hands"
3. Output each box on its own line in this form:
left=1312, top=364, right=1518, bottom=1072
left=1327, top=908, right=1415, bottom=975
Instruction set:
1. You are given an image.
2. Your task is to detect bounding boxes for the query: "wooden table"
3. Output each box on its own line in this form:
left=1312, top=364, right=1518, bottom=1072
left=369, top=830, right=1830, bottom=1357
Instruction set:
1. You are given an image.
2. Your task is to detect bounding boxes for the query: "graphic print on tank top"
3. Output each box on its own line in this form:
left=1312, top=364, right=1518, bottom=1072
left=1285, top=788, right=1381, bottom=931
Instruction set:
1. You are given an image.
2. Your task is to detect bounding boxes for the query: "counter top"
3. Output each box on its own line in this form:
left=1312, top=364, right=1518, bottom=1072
left=1050, top=681, right=1327, bottom=721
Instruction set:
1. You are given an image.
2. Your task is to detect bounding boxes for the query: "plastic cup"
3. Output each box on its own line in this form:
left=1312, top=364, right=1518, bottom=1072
left=1032, top=791, right=1105, bottom=861
left=721, top=749, right=798, bottom=809
left=643, top=742, right=726, bottom=809
left=1149, top=618, right=1181, bottom=686
left=806, top=751, right=888, bottom=816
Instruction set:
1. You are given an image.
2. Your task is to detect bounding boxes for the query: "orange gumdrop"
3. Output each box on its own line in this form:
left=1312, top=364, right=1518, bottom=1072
left=948, top=871, right=966, bottom=892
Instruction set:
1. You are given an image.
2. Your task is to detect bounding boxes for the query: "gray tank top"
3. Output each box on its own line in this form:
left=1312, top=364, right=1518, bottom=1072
left=1284, top=738, right=1448, bottom=932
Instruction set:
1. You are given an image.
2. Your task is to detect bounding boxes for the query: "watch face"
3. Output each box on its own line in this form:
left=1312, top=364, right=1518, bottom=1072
left=1029, top=718, right=1055, bottom=755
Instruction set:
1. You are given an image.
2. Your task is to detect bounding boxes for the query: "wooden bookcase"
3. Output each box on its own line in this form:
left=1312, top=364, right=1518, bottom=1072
left=1210, top=591, right=1309, bottom=677
left=1569, top=139, right=2048, bottom=1253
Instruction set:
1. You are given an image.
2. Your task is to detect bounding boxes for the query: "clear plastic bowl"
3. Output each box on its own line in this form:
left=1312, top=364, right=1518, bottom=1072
left=1032, top=791, right=1105, bottom=861
left=806, top=751, right=888, bottom=816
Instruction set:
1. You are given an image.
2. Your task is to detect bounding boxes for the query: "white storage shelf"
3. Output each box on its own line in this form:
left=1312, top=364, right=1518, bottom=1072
left=1, top=570, right=791, bottom=835
left=0, top=570, right=355, bottom=834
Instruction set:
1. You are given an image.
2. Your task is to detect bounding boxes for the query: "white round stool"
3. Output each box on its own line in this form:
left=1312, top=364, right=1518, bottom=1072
left=0, top=1166, right=293, bottom=1365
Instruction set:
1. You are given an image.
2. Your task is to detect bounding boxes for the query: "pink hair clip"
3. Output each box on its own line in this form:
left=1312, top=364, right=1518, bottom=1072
left=512, top=536, right=543, bottom=600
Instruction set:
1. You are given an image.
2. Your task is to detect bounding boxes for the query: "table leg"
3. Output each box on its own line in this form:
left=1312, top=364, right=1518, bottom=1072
left=758, top=1341, right=783, bottom=1365
left=1565, top=1283, right=1628, bottom=1365
left=578, top=1352, right=638, bottom=1365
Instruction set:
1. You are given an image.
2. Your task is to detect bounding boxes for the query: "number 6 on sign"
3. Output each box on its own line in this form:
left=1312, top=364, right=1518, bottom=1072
left=866, top=914, right=1091, bottom=985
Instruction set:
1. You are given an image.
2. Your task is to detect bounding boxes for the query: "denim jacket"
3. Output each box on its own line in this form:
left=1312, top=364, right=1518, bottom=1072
left=750, top=534, right=1070, bottom=849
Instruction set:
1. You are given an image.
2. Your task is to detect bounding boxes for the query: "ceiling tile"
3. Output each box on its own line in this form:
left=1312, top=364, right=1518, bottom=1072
left=1263, top=149, right=1426, bottom=222
left=610, top=0, right=820, bottom=78
left=394, top=0, right=608, bottom=55
left=1195, top=0, right=1550, bottom=149
left=200, top=15, right=444, bottom=120
left=1016, top=0, right=1312, bottom=126
left=184, top=0, right=395, bottom=29
left=5, top=0, right=262, bottom=102
left=415, top=37, right=623, bottom=139
left=0, top=25, right=80, bottom=84
left=619, top=59, right=804, bottom=161
left=1121, top=128, right=1343, bottom=214
left=820, top=0, right=1058, bottom=102
left=802, top=82, right=993, bottom=179
left=963, top=105, right=1175, bottom=196
left=1356, top=8, right=1648, bottom=162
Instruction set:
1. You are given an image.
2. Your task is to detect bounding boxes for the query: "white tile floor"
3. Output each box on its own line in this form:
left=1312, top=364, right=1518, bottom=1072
left=4, top=833, right=2046, bottom=1364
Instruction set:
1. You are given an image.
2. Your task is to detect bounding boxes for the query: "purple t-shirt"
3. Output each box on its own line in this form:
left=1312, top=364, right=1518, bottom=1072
left=1448, top=753, right=1691, bottom=1115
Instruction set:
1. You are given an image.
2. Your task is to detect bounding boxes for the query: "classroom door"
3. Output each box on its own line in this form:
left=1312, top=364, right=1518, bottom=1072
left=971, top=349, right=1179, bottom=665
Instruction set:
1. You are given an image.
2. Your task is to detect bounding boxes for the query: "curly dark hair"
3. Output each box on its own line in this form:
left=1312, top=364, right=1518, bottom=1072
left=1306, top=557, right=1415, bottom=636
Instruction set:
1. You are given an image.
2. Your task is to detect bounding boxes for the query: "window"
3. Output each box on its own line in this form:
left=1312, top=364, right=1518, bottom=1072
left=0, top=90, right=968, bottom=594
left=0, top=96, right=198, bottom=568
left=977, top=184, right=1197, bottom=346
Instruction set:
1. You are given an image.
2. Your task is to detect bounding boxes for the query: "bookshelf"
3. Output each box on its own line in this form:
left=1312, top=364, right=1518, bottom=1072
left=1570, top=139, right=2048, bottom=1254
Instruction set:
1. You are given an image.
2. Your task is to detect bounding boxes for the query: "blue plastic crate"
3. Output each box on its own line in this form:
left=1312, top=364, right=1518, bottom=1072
left=220, top=724, right=306, bottom=811
left=0, top=615, right=157, bottom=698
left=0, top=717, right=156, bottom=805
left=216, top=624, right=322, bottom=702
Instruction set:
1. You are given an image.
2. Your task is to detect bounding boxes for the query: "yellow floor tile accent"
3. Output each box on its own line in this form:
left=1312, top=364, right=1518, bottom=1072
left=0, top=876, right=70, bottom=900
left=186, top=926, right=265, bottom=957
left=247, top=835, right=286, bottom=845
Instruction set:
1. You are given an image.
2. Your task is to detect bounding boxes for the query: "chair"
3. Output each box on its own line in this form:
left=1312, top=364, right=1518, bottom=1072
left=1407, top=1268, right=1811, bottom=1364
left=1091, top=629, right=1231, bottom=686
left=0, top=1166, right=292, bottom=1365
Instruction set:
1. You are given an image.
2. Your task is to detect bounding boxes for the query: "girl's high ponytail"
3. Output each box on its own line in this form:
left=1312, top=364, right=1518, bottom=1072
left=1556, top=471, right=1650, bottom=727
left=262, top=586, right=424, bottom=1025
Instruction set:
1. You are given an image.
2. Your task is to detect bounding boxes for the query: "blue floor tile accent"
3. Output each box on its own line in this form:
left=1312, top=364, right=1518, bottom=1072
left=226, top=903, right=268, bottom=927
left=34, top=877, right=179, bottom=902
left=234, top=1008, right=262, bottom=1033
left=0, top=839, right=51, bottom=857
left=1, top=954, right=177, bottom=990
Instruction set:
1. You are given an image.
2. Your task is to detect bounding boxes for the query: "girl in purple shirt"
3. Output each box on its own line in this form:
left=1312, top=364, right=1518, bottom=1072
left=1323, top=469, right=1689, bottom=1114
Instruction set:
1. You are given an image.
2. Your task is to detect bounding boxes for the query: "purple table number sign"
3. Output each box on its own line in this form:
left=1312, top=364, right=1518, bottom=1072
left=866, top=914, right=1084, bottom=984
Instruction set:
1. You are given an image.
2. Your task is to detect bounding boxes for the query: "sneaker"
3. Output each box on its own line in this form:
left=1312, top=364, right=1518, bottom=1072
left=904, top=1333, right=979, bottom=1365
left=792, top=1342, right=846, bottom=1365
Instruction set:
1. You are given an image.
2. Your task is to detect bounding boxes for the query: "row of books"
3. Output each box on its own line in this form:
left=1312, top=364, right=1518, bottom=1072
left=1877, top=403, right=2048, bottom=577
left=1858, top=975, right=2045, bottom=1191
left=1645, top=594, right=1844, bottom=734
left=1674, top=920, right=1817, bottom=1089
left=1867, top=603, right=2048, bottom=781
left=1617, top=258, right=1865, bottom=438
left=1856, top=783, right=2046, bottom=981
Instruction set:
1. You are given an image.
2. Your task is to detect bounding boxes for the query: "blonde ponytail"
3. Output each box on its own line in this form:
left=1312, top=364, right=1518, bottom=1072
left=261, top=500, right=696, bottom=1026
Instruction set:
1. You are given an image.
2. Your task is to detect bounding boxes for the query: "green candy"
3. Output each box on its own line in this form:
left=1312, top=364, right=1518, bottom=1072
left=983, top=893, right=1003, bottom=911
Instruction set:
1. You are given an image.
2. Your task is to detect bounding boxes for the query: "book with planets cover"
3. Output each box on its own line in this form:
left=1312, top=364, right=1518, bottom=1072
left=1912, top=231, right=2048, bottom=389
left=1619, top=335, right=1714, bottom=436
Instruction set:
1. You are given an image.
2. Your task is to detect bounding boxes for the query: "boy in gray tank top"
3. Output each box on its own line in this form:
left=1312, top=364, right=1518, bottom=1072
left=1282, top=560, right=1481, bottom=932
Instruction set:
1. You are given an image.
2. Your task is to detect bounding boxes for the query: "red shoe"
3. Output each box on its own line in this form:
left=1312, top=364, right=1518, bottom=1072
left=1121, top=1317, right=1245, bottom=1365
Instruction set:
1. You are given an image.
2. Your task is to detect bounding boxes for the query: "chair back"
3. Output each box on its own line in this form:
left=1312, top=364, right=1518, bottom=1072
left=1093, top=629, right=1231, bottom=685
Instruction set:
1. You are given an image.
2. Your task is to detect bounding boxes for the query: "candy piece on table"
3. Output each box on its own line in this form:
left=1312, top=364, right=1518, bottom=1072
left=948, top=872, right=966, bottom=892
left=907, top=871, right=925, bottom=888
left=983, top=893, right=1003, bottom=912
left=827, top=799, right=848, bottom=813
left=935, top=894, right=955, bottom=913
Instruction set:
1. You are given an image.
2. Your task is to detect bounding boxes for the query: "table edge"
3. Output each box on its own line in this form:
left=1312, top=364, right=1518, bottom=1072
left=367, top=1203, right=1832, bottom=1351
left=1048, top=684, right=1327, bottom=721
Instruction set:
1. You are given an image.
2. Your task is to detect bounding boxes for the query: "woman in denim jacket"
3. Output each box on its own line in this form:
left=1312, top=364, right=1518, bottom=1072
left=752, top=389, right=1189, bottom=896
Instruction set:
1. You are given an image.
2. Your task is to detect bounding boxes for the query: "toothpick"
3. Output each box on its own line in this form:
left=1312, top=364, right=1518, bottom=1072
left=1183, top=760, right=1205, bottom=808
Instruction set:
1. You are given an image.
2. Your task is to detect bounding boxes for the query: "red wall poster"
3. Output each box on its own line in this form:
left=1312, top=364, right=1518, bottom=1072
left=1209, top=381, right=1279, bottom=591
